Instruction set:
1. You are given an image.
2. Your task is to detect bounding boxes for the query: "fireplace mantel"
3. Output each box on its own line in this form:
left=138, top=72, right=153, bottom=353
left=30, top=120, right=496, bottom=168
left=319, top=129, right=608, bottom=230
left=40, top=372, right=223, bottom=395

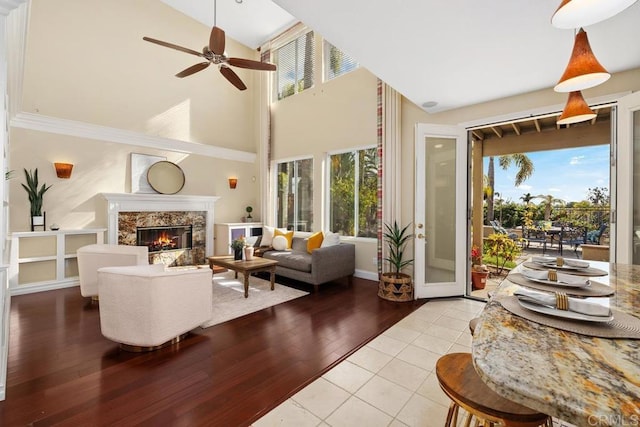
left=101, top=193, right=220, bottom=258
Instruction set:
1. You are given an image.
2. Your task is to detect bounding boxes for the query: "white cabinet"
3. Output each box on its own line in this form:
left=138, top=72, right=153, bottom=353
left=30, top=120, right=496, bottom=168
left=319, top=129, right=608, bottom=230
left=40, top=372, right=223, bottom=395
left=214, top=223, right=262, bottom=255
left=9, top=229, right=106, bottom=295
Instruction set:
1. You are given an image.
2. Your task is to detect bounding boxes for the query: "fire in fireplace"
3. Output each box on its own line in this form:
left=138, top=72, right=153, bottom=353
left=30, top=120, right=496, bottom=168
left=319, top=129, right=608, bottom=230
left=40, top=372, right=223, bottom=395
left=136, top=225, right=193, bottom=253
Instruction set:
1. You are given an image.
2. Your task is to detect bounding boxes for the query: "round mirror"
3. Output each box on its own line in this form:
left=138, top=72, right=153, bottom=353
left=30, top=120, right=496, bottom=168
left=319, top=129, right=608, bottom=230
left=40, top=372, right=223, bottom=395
left=146, top=161, right=185, bottom=194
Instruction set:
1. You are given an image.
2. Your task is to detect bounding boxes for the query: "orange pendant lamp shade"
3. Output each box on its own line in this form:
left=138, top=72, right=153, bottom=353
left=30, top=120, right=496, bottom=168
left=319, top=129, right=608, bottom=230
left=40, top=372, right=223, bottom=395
left=554, top=28, right=610, bottom=93
left=552, top=0, right=638, bottom=29
left=557, top=91, right=596, bottom=125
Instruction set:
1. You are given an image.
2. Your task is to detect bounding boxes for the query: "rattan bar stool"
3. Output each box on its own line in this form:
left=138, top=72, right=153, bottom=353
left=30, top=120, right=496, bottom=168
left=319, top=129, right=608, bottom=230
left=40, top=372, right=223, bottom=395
left=436, top=353, right=552, bottom=427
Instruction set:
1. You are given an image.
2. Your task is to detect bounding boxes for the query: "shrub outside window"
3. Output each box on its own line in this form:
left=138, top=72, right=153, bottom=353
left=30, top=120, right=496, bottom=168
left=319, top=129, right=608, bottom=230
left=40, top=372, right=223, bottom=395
left=329, top=147, right=378, bottom=237
left=324, top=40, right=359, bottom=81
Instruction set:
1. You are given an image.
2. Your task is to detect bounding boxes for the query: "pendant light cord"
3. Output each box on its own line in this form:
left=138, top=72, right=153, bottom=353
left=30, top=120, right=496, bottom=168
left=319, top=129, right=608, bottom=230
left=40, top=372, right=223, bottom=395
left=214, top=0, right=217, bottom=27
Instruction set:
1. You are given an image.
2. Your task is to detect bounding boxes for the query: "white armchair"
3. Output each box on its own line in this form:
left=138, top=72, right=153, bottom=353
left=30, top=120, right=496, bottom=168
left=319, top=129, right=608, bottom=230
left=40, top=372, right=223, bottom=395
left=97, top=264, right=212, bottom=351
left=77, top=244, right=149, bottom=298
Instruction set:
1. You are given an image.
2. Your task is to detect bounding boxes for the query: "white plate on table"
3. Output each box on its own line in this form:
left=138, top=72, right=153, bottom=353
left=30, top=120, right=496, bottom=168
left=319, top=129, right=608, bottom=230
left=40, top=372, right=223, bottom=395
left=517, top=298, right=613, bottom=322
left=523, top=276, right=591, bottom=288
left=531, top=257, right=589, bottom=268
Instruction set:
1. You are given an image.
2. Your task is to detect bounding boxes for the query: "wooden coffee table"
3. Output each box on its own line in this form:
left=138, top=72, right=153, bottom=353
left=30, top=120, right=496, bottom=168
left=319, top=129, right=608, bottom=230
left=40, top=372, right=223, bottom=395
left=207, top=256, right=278, bottom=298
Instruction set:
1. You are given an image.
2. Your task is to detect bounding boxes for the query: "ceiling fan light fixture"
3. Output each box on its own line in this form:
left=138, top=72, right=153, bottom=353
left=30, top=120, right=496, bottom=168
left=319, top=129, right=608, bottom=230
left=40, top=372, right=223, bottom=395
left=551, top=0, right=638, bottom=29
left=554, top=28, right=610, bottom=93
left=557, top=91, right=597, bottom=125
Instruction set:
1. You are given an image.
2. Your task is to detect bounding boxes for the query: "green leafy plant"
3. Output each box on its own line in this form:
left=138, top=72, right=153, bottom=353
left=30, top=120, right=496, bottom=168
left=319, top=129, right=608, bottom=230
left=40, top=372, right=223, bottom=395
left=245, top=206, right=253, bottom=219
left=484, top=233, right=522, bottom=275
left=21, top=168, right=52, bottom=217
left=230, top=236, right=246, bottom=251
left=383, top=221, right=413, bottom=277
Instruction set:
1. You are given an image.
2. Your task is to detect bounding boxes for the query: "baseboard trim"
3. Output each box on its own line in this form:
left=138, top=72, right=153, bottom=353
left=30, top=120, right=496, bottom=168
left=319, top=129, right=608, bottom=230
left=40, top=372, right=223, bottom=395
left=10, top=279, right=79, bottom=296
left=354, top=269, right=378, bottom=282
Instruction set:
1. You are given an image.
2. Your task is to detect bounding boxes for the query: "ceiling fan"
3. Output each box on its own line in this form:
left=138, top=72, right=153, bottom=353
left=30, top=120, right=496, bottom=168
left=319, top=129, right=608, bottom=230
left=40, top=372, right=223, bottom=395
left=143, top=1, right=276, bottom=91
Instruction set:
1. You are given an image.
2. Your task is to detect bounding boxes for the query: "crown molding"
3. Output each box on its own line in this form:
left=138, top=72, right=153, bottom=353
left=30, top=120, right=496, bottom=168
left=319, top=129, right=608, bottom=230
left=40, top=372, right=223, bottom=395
left=10, top=112, right=257, bottom=163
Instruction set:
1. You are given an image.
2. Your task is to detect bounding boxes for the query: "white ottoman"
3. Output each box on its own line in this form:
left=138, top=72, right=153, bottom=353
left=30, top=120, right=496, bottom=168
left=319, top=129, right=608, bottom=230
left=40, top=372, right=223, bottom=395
left=97, top=264, right=212, bottom=351
left=77, top=244, right=149, bottom=298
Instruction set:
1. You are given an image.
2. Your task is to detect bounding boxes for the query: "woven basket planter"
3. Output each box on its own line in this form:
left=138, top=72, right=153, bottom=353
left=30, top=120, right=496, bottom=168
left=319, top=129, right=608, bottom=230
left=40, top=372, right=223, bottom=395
left=378, top=272, right=413, bottom=302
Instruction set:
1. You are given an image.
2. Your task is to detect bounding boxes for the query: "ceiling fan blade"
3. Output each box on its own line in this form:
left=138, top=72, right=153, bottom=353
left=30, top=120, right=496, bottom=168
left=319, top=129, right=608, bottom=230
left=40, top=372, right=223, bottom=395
left=209, top=26, right=226, bottom=55
left=228, top=58, right=277, bottom=71
left=175, top=62, right=210, bottom=78
left=143, top=36, right=204, bottom=57
left=219, top=65, right=247, bottom=91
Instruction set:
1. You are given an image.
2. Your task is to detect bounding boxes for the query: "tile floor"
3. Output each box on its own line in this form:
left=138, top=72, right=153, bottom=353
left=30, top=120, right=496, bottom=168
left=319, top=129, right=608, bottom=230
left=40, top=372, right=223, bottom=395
left=253, top=297, right=576, bottom=427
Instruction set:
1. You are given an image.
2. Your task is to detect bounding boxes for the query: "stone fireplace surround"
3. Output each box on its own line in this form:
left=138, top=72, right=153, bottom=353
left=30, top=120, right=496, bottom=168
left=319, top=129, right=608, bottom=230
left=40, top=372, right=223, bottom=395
left=101, top=193, right=219, bottom=266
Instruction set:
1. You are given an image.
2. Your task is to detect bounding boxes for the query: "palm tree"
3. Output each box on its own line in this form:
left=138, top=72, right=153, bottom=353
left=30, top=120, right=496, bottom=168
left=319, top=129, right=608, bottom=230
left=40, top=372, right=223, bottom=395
left=487, top=153, right=534, bottom=222
left=520, top=192, right=534, bottom=205
left=535, top=194, right=565, bottom=221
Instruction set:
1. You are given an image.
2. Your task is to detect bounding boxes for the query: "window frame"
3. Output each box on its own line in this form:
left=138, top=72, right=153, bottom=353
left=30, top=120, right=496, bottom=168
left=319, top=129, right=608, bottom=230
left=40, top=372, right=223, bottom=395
left=325, top=145, right=378, bottom=240
left=272, top=155, right=314, bottom=232
left=272, top=30, right=315, bottom=101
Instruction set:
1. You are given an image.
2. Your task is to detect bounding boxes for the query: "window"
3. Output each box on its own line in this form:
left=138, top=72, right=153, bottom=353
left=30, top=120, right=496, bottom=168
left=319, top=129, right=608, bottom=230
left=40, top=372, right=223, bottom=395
left=275, top=158, right=313, bottom=231
left=328, top=147, right=378, bottom=237
left=273, top=31, right=315, bottom=100
left=324, top=41, right=359, bottom=81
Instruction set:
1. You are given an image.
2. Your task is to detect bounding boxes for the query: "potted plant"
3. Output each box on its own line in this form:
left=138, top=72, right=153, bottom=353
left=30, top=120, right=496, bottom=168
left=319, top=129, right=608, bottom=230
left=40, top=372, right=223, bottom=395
left=378, top=220, right=414, bottom=302
left=230, top=236, right=246, bottom=260
left=471, top=244, right=490, bottom=290
left=245, top=206, right=253, bottom=221
left=21, top=168, right=51, bottom=230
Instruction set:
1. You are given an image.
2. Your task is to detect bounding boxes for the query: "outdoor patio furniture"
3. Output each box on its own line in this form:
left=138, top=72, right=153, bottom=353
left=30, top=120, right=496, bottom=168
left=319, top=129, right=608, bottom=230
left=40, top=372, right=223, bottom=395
left=523, top=227, right=548, bottom=254
left=490, top=220, right=518, bottom=240
left=559, top=225, right=588, bottom=257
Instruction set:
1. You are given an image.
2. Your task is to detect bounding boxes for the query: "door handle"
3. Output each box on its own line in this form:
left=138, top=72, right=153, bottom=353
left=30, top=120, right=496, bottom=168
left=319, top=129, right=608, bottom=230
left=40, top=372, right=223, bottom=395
left=417, top=223, right=424, bottom=229
left=417, top=233, right=425, bottom=239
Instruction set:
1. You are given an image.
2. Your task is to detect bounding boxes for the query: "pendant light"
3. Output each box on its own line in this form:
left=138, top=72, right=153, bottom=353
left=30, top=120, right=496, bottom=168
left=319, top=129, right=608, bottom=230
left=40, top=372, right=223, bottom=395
left=554, top=28, right=610, bottom=92
left=551, top=0, right=638, bottom=29
left=557, top=91, right=596, bottom=125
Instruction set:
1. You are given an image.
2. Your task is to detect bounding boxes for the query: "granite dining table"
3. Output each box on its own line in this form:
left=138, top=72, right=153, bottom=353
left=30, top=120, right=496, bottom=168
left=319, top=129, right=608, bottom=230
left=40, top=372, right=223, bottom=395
left=472, top=261, right=640, bottom=427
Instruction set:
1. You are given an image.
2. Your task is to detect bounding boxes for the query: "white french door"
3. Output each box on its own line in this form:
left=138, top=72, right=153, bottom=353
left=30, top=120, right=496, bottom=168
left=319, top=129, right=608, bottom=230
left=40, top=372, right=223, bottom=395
left=414, top=124, right=468, bottom=298
left=615, top=91, right=640, bottom=264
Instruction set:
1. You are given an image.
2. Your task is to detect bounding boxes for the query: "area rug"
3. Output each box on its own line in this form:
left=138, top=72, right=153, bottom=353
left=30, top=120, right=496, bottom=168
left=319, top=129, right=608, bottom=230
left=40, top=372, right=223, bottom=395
left=200, top=271, right=309, bottom=328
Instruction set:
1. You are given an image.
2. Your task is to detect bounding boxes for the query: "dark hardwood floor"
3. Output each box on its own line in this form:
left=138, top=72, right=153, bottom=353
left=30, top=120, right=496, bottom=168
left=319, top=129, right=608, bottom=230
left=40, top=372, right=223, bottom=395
left=0, top=277, right=425, bottom=426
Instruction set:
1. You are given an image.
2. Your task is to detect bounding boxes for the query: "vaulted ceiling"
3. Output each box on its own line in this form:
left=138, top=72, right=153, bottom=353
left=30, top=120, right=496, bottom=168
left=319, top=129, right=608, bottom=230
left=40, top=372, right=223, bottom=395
left=163, top=1, right=640, bottom=113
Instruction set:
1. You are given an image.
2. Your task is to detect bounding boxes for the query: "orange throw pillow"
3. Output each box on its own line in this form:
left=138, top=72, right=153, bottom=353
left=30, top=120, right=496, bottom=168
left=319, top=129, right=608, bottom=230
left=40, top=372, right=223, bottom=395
left=274, top=228, right=294, bottom=249
left=306, top=231, right=324, bottom=254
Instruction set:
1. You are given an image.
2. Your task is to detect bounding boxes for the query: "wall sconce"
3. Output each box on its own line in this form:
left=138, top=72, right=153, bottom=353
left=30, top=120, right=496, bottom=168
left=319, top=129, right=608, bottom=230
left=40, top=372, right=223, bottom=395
left=551, top=0, right=638, bottom=29
left=554, top=28, right=610, bottom=93
left=557, top=91, right=596, bottom=125
left=228, top=177, right=238, bottom=189
left=54, top=162, right=73, bottom=179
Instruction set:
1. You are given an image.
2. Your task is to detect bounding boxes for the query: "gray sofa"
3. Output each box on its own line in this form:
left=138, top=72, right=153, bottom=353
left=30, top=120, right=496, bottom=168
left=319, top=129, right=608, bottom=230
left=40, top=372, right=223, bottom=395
left=261, top=236, right=355, bottom=290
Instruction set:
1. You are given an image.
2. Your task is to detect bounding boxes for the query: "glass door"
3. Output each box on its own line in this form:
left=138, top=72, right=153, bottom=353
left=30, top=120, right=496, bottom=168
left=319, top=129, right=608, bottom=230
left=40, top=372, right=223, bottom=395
left=616, top=91, right=640, bottom=264
left=414, top=124, right=467, bottom=298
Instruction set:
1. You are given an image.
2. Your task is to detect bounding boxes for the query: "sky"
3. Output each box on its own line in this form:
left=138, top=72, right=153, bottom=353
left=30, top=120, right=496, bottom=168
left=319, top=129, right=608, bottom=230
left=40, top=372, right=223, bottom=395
left=484, top=145, right=610, bottom=204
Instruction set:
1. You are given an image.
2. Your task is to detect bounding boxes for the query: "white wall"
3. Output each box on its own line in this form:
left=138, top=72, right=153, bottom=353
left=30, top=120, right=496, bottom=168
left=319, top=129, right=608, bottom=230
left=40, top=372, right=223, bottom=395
left=9, top=0, right=263, bottom=232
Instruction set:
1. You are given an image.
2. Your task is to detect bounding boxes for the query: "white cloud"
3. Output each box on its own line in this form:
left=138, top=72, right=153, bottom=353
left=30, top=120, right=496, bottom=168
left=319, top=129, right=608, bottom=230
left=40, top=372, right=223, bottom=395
left=569, top=155, right=585, bottom=165
left=548, top=188, right=561, bottom=193
left=517, top=184, right=532, bottom=190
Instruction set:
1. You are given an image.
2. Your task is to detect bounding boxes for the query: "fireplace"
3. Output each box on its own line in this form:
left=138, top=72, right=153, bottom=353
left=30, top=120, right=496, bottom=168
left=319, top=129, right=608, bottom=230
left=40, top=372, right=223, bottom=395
left=137, top=225, right=193, bottom=254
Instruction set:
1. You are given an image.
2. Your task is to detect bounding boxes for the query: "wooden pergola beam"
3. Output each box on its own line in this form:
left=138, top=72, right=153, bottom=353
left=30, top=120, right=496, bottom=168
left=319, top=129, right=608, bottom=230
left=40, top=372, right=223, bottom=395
left=534, top=118, right=541, bottom=132
left=490, top=126, right=503, bottom=138
left=511, top=122, right=521, bottom=136
left=472, top=130, right=484, bottom=141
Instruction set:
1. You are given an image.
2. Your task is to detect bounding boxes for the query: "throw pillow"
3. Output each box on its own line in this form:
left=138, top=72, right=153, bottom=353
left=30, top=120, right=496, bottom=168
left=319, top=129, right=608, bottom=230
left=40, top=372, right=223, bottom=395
left=272, top=235, right=288, bottom=251
left=306, top=231, right=324, bottom=254
left=262, top=226, right=275, bottom=246
left=274, top=228, right=294, bottom=249
left=321, top=231, right=340, bottom=247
